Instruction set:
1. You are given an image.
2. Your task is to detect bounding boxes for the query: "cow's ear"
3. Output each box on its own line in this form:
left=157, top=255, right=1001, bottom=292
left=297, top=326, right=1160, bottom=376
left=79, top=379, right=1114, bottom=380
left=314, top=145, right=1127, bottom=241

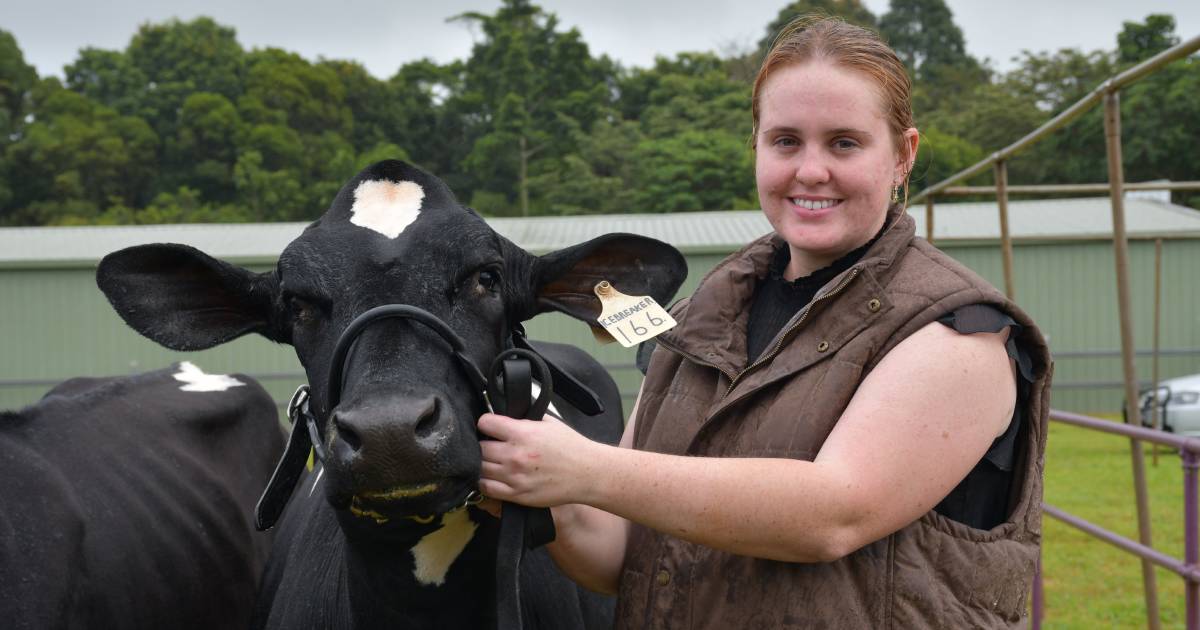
left=97, top=244, right=286, bottom=351
left=532, top=234, right=687, bottom=323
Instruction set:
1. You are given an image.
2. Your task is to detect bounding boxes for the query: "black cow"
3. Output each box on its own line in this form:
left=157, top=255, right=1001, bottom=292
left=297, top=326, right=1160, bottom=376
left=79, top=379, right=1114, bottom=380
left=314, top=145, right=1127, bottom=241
left=96, top=160, right=687, bottom=629
left=0, top=362, right=285, bottom=630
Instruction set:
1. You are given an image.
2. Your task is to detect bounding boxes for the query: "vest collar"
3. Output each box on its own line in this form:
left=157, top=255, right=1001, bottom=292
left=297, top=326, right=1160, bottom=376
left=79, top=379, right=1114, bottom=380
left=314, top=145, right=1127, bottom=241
left=658, top=204, right=916, bottom=377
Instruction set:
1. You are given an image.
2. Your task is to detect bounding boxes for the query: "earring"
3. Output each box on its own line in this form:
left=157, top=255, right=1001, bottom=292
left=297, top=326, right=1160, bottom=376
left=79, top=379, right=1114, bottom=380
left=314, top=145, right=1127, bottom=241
left=890, top=184, right=900, bottom=204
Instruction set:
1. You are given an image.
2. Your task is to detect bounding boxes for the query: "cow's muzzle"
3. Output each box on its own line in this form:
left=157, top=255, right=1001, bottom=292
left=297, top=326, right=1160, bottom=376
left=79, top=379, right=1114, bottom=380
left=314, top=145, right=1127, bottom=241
left=254, top=304, right=562, bottom=530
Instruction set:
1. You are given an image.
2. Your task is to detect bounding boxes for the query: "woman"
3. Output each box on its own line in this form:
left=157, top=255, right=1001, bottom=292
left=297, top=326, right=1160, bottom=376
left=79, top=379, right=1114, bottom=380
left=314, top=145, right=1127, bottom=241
left=478, top=16, right=1050, bottom=629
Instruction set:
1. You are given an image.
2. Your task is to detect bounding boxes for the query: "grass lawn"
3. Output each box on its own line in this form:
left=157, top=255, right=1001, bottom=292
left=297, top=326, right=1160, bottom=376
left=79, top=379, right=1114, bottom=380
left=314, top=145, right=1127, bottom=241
left=1041, top=416, right=1192, bottom=629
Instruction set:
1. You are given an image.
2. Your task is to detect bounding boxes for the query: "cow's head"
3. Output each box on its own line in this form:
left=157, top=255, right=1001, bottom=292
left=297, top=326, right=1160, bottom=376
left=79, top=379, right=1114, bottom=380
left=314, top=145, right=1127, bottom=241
left=97, top=160, right=685, bottom=537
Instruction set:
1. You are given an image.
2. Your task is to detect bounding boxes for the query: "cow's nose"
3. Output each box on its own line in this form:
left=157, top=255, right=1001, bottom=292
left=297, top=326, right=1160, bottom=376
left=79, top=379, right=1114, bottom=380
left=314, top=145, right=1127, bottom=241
left=331, top=411, right=364, bottom=453
left=329, top=395, right=447, bottom=462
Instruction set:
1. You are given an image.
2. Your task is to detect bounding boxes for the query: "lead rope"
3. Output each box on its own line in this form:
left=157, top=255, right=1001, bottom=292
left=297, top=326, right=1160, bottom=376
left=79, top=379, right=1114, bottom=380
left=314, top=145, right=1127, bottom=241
left=488, top=350, right=556, bottom=630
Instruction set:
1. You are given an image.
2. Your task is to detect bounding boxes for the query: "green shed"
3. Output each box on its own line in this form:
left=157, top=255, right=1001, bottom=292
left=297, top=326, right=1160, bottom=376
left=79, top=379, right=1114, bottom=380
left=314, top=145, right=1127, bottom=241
left=2, top=195, right=1198, bottom=415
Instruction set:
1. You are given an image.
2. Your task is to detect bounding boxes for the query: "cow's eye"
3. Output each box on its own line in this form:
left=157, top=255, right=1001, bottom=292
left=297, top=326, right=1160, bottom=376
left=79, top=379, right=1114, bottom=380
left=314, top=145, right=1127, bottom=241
left=477, top=269, right=501, bottom=292
left=285, top=294, right=322, bottom=323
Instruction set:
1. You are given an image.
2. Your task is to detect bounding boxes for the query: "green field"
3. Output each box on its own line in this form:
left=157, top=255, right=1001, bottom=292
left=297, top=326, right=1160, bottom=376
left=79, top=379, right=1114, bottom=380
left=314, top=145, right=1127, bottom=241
left=1042, top=417, right=1193, bottom=629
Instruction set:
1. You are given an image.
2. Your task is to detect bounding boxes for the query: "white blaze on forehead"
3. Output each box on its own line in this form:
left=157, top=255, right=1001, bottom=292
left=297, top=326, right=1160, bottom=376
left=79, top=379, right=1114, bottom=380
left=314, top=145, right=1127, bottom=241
left=411, top=510, right=478, bottom=586
left=349, top=179, right=425, bottom=239
left=173, top=361, right=244, bottom=392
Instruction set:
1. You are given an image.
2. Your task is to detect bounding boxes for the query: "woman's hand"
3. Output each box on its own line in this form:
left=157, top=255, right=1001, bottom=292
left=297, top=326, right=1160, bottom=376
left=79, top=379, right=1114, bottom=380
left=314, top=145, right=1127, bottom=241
left=477, top=413, right=601, bottom=508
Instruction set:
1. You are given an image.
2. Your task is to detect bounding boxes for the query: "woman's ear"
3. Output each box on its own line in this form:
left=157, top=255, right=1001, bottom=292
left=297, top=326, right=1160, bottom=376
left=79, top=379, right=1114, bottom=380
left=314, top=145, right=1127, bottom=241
left=900, top=127, right=920, bottom=176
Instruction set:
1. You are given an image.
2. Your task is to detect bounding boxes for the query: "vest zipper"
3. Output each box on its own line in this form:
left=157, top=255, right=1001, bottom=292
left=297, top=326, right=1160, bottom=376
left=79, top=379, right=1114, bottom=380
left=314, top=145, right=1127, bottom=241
left=720, top=267, right=861, bottom=400
left=652, top=336, right=737, bottom=383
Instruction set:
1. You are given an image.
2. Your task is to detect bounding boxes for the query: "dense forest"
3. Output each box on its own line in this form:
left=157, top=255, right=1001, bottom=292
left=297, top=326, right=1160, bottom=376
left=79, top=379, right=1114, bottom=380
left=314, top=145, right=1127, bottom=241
left=0, top=0, right=1195, bottom=225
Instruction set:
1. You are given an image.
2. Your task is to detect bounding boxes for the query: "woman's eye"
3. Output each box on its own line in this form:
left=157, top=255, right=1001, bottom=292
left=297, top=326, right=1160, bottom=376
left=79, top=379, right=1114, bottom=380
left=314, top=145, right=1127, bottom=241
left=477, top=269, right=501, bottom=292
left=774, top=136, right=798, bottom=148
left=833, top=138, right=859, bottom=150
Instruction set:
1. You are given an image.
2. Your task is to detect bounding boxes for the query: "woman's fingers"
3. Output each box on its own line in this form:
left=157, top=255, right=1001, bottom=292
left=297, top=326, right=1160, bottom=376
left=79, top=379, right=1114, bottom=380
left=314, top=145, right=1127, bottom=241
left=477, top=412, right=519, bottom=440
left=479, top=438, right=509, bottom=463
left=479, top=477, right=518, bottom=501
left=476, top=412, right=593, bottom=508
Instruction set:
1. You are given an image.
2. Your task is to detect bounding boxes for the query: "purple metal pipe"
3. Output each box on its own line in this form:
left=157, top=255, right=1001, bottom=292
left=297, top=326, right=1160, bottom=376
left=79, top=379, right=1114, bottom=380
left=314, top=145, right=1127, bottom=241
left=1051, top=409, right=1200, bottom=454
left=1043, top=504, right=1200, bottom=582
left=1184, top=451, right=1199, bottom=630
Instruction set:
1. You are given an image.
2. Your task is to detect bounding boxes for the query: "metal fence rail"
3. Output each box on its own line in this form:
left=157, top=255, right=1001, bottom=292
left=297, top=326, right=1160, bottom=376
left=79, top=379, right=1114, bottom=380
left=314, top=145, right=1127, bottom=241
left=1037, top=410, right=1200, bottom=629
left=911, top=35, right=1200, bottom=204
left=902, top=30, right=1200, bottom=629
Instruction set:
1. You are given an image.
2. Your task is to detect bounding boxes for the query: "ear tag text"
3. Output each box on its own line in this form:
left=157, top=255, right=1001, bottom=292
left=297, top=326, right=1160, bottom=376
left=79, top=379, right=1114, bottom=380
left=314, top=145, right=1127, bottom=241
left=593, top=281, right=676, bottom=348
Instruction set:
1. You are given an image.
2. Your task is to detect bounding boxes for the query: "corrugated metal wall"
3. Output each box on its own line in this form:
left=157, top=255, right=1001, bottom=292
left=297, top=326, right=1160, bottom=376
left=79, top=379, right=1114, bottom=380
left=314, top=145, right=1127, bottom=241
left=942, top=239, right=1200, bottom=411
left=2, top=241, right=1197, bottom=415
left=0, top=264, right=304, bottom=412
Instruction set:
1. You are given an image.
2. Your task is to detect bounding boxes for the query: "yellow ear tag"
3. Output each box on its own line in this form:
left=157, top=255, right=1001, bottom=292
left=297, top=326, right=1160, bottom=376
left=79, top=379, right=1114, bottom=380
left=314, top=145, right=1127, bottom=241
left=593, top=281, right=677, bottom=348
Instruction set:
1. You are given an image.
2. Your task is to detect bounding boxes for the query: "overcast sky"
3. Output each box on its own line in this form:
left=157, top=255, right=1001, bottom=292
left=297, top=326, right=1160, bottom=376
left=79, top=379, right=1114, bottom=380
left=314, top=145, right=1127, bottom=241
left=5, top=0, right=1198, bottom=80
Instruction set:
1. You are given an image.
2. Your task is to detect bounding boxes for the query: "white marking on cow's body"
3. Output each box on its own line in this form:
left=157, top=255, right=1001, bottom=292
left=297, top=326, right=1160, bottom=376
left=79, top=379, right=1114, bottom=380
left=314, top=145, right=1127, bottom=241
left=173, top=361, right=244, bottom=392
left=410, top=509, right=477, bottom=586
left=309, top=466, right=325, bottom=497
left=349, top=179, right=425, bottom=238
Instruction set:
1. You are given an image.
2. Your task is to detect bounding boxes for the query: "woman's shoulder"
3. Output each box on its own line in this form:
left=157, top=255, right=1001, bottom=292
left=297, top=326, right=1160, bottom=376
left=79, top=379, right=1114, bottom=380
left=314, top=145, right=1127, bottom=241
left=883, top=238, right=1007, bottom=306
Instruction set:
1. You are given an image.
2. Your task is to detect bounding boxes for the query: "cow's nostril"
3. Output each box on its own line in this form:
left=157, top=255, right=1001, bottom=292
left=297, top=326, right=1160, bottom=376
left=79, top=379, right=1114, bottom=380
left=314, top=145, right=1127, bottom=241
left=414, top=397, right=440, bottom=438
left=332, top=413, right=363, bottom=453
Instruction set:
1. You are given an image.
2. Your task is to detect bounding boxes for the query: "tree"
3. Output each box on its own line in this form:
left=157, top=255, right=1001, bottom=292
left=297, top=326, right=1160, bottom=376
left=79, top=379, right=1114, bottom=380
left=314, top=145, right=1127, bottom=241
left=620, top=53, right=750, bottom=140
left=169, top=92, right=243, bottom=202
left=629, top=130, right=755, bottom=213
left=1002, top=48, right=1116, bottom=113
left=243, top=48, right=350, bottom=138
left=878, top=0, right=978, bottom=78
left=390, top=58, right=471, bottom=190
left=918, top=82, right=1042, bottom=155
left=121, top=17, right=246, bottom=150
left=64, top=48, right=148, bottom=117
left=909, top=127, right=985, bottom=193
left=449, top=0, right=615, bottom=215
left=0, top=30, right=38, bottom=141
left=879, top=0, right=988, bottom=121
left=0, top=30, right=39, bottom=219
left=526, top=116, right=641, bottom=214
left=126, top=17, right=244, bottom=101
left=4, top=79, right=159, bottom=225
left=757, top=0, right=878, bottom=56
left=1117, top=14, right=1179, bottom=64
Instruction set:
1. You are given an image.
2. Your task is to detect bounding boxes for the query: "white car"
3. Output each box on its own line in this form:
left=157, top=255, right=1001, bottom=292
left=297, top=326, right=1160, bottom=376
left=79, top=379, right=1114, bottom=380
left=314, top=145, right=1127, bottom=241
left=1138, top=373, right=1200, bottom=437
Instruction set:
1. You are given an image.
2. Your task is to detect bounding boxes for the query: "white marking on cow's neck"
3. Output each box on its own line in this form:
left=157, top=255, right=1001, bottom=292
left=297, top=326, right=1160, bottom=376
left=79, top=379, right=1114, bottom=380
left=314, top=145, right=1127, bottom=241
left=349, top=179, right=425, bottom=239
left=309, top=466, right=325, bottom=497
left=173, top=361, right=244, bottom=392
left=410, top=510, right=477, bottom=586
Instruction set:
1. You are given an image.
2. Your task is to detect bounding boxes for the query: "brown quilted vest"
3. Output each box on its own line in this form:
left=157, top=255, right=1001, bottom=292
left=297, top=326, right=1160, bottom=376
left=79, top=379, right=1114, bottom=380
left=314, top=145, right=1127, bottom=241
left=615, top=209, right=1053, bottom=629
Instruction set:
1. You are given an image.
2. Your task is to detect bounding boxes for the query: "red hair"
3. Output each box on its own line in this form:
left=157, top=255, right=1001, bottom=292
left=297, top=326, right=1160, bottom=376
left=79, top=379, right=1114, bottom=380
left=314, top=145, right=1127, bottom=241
left=753, top=16, right=915, bottom=164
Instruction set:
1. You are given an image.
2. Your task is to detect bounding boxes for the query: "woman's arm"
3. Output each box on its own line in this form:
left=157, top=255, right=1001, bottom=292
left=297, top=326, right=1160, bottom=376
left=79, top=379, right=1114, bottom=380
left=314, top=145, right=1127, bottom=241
left=478, top=320, right=1016, bottom=563
left=541, top=395, right=641, bottom=595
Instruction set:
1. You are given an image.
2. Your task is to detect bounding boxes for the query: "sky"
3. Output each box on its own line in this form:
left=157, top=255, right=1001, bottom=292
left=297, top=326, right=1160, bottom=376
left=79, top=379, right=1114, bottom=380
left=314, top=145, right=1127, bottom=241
left=4, top=0, right=1199, bottom=80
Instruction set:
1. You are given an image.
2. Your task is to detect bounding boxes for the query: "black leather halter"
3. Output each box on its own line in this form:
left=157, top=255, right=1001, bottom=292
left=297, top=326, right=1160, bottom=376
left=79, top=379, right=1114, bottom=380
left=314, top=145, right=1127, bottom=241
left=252, top=304, right=602, bottom=629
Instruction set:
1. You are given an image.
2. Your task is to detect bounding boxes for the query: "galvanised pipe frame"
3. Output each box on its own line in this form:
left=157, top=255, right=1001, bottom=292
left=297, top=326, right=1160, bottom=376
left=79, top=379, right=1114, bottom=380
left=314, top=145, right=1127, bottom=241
left=1035, top=410, right=1200, bottom=630
left=903, top=33, right=1200, bottom=630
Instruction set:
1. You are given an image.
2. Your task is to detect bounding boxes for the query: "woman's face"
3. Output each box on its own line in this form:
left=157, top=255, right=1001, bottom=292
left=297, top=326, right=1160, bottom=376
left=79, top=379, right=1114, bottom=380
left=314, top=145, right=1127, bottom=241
left=755, top=60, right=917, bottom=278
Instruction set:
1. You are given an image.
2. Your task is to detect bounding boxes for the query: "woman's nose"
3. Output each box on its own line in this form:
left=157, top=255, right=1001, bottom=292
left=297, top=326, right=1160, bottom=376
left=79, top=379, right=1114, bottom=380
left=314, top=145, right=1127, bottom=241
left=793, top=148, right=831, bottom=185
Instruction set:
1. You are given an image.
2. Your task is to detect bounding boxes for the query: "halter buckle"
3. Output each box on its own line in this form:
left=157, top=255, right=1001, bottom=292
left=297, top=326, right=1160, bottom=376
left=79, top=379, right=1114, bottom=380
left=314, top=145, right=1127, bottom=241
left=286, top=384, right=311, bottom=424
left=459, top=490, right=484, bottom=509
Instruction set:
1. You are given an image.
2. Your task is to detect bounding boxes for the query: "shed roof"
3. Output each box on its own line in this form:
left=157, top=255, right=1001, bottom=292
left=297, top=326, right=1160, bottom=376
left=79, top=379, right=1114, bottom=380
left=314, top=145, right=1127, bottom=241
left=2, top=196, right=1198, bottom=266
